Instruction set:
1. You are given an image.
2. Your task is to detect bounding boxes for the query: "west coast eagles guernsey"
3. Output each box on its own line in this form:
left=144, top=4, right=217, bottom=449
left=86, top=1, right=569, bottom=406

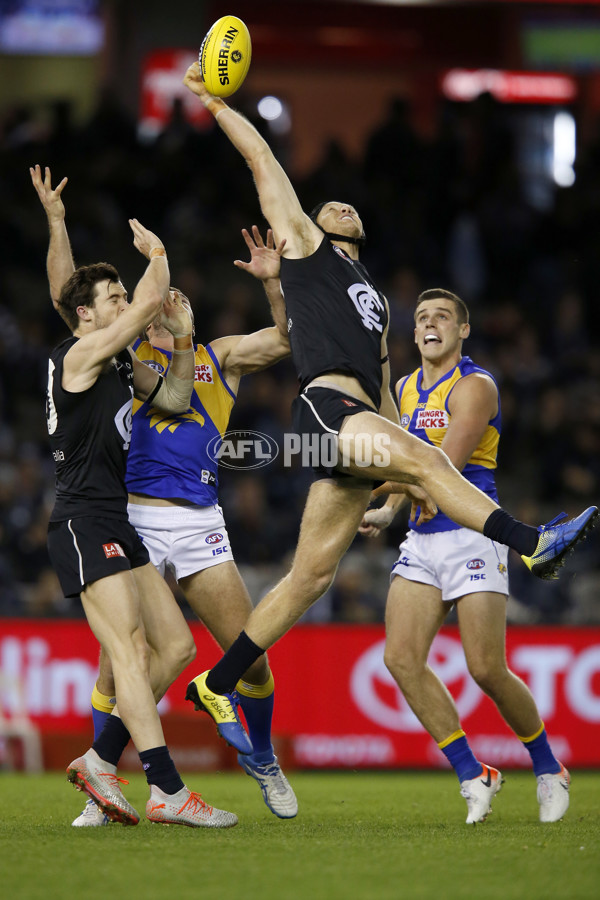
left=397, top=356, right=501, bottom=534
left=125, top=340, right=235, bottom=506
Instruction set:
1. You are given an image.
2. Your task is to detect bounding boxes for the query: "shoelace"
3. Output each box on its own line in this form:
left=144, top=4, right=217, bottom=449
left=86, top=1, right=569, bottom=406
left=99, top=773, right=130, bottom=789
left=177, top=791, right=213, bottom=817
left=256, top=761, right=287, bottom=789
left=539, top=512, right=567, bottom=532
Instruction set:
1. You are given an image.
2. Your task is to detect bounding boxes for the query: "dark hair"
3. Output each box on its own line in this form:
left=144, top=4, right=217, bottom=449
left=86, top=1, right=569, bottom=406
left=58, top=263, right=120, bottom=331
left=309, top=201, right=366, bottom=247
left=416, top=288, right=469, bottom=325
left=309, top=201, right=327, bottom=224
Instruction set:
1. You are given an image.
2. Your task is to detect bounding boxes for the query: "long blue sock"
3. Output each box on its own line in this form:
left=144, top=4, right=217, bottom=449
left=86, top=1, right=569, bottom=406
left=91, top=683, right=116, bottom=741
left=438, top=730, right=482, bottom=782
left=519, top=723, right=561, bottom=776
left=237, top=672, right=275, bottom=757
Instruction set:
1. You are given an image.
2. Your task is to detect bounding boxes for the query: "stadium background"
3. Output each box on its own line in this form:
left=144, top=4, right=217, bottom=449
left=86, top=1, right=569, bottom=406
left=0, top=0, right=599, bottom=771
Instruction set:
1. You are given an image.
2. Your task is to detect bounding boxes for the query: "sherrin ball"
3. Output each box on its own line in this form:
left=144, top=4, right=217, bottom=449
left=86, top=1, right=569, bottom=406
left=199, top=15, right=252, bottom=98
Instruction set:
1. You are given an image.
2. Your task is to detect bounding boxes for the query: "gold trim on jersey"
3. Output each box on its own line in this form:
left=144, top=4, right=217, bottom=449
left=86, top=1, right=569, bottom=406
left=133, top=341, right=234, bottom=436
left=400, top=367, right=498, bottom=470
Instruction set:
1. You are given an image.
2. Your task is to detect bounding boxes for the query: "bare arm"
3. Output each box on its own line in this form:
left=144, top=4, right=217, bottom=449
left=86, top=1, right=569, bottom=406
left=442, top=372, right=498, bottom=470
left=62, top=221, right=170, bottom=392
left=30, top=165, right=74, bottom=308
left=183, top=63, right=320, bottom=257
left=131, top=290, right=195, bottom=411
left=233, top=226, right=289, bottom=338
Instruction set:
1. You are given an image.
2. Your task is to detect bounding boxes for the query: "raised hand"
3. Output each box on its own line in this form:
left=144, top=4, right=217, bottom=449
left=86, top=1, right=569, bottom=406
left=160, top=289, right=193, bottom=337
left=30, top=165, right=68, bottom=221
left=183, top=61, right=212, bottom=101
left=234, top=226, right=287, bottom=281
left=129, top=219, right=165, bottom=260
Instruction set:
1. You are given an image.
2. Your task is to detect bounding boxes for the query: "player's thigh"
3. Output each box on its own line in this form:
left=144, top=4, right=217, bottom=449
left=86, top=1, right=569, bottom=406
left=339, top=410, right=441, bottom=482
left=385, top=575, right=447, bottom=666
left=131, top=561, right=193, bottom=655
left=81, top=570, right=143, bottom=664
left=291, top=479, right=372, bottom=580
left=456, top=591, right=508, bottom=672
left=180, top=561, right=253, bottom=650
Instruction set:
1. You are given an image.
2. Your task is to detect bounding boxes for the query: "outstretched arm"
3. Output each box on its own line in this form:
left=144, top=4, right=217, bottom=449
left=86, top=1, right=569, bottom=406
left=234, top=226, right=288, bottom=338
left=30, top=165, right=74, bottom=310
left=131, top=290, right=195, bottom=412
left=183, top=62, right=320, bottom=258
left=62, top=221, right=170, bottom=393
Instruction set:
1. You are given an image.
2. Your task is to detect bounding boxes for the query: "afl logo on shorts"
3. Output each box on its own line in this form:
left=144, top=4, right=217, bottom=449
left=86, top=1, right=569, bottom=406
left=205, top=532, right=223, bottom=545
left=466, top=559, right=485, bottom=570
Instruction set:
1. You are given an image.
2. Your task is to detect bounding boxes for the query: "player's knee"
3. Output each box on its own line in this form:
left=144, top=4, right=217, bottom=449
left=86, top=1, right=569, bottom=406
left=291, top=561, right=336, bottom=603
left=169, top=633, right=196, bottom=677
left=467, top=658, right=503, bottom=693
left=384, top=643, right=415, bottom=684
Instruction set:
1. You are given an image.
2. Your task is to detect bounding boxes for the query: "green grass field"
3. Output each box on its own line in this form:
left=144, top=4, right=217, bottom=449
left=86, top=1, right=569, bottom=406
left=1, top=770, right=599, bottom=900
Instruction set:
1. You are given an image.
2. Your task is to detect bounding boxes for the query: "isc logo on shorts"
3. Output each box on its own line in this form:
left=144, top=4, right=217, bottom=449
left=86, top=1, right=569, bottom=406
left=103, top=542, right=126, bottom=559
left=205, top=532, right=223, bottom=545
left=466, top=558, right=485, bottom=570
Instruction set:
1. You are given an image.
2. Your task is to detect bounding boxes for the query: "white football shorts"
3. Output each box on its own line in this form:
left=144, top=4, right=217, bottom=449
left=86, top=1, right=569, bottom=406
left=127, top=502, right=234, bottom=581
left=390, top=527, right=509, bottom=602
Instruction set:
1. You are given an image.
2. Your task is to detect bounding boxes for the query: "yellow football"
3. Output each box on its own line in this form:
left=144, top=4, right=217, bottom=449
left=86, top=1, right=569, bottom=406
left=199, top=15, right=252, bottom=98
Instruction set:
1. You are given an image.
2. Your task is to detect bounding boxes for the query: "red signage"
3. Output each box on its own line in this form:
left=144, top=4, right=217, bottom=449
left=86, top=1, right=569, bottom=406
left=139, top=49, right=213, bottom=138
left=441, top=69, right=578, bottom=105
left=1, top=621, right=599, bottom=768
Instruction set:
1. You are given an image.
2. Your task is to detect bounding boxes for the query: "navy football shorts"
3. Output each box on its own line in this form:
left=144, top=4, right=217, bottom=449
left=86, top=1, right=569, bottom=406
left=291, top=385, right=379, bottom=481
left=48, top=515, right=150, bottom=599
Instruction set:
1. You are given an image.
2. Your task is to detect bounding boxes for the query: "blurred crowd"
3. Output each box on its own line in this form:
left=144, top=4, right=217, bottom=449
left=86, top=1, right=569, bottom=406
left=0, top=88, right=599, bottom=625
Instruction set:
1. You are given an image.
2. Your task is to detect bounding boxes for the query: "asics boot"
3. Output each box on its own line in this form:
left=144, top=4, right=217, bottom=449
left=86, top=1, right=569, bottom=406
left=460, top=764, right=503, bottom=824
left=66, top=748, right=139, bottom=825
left=238, top=753, right=298, bottom=818
left=185, top=670, right=253, bottom=754
left=71, top=797, right=110, bottom=827
left=146, top=784, right=238, bottom=828
left=521, top=506, right=599, bottom=579
left=537, top=763, right=570, bottom=823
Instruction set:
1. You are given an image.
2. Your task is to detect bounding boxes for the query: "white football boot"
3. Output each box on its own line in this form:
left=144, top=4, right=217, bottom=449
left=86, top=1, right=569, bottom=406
left=537, top=763, right=570, bottom=822
left=146, top=785, right=238, bottom=828
left=460, top=764, right=503, bottom=824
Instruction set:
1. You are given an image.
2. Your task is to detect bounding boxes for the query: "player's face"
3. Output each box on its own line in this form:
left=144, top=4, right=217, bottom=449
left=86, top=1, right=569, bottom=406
left=317, top=201, right=363, bottom=239
left=91, top=280, right=128, bottom=330
left=414, top=299, right=469, bottom=360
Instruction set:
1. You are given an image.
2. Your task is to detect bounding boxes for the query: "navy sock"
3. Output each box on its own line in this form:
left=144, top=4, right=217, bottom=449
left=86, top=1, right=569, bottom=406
left=439, top=732, right=482, bottom=783
left=520, top=728, right=561, bottom=777
left=239, top=692, right=275, bottom=756
left=206, top=631, right=265, bottom=695
left=92, top=706, right=112, bottom=741
left=92, top=716, right=130, bottom=767
left=483, top=509, right=538, bottom=556
left=139, top=746, right=184, bottom=795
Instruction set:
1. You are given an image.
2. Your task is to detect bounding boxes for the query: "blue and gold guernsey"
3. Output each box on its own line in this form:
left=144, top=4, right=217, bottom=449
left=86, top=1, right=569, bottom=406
left=397, top=356, right=501, bottom=534
left=125, top=339, right=235, bottom=505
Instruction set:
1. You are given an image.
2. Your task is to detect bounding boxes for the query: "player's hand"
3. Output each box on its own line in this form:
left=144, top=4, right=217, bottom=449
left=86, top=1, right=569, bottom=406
left=183, top=62, right=213, bottom=101
left=160, top=289, right=193, bottom=337
left=30, top=165, right=67, bottom=221
left=234, top=227, right=287, bottom=281
left=359, top=505, right=396, bottom=538
left=371, top=482, right=437, bottom=526
left=129, top=219, right=165, bottom=260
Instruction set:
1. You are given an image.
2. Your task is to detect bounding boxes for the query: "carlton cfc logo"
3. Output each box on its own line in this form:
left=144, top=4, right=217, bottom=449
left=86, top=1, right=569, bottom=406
left=466, top=559, right=485, bottom=570
left=205, top=533, right=223, bottom=545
